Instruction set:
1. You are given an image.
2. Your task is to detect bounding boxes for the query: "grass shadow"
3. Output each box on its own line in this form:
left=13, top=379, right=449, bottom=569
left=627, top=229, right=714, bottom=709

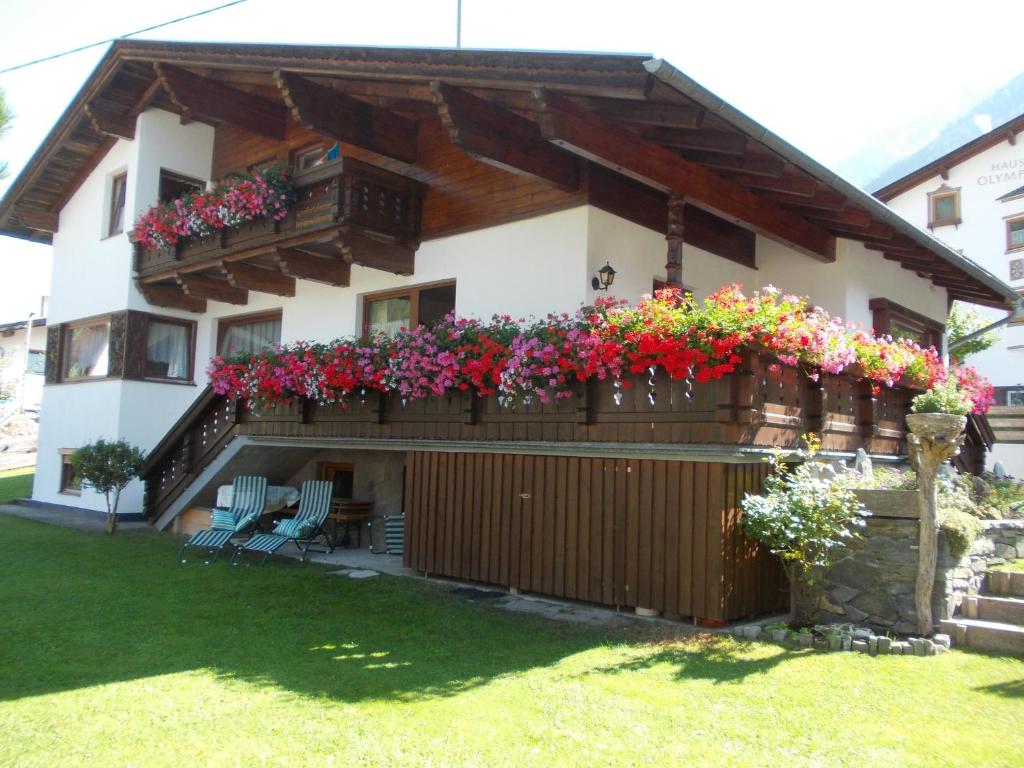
left=0, top=515, right=607, bottom=706
left=974, top=679, right=1024, bottom=698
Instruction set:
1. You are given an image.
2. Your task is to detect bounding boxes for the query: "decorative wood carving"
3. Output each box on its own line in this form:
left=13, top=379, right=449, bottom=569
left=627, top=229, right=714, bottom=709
left=665, top=195, right=685, bottom=288
left=175, top=273, right=248, bottom=305
left=274, top=71, right=418, bottom=163
left=274, top=247, right=351, bottom=286
left=431, top=81, right=580, bottom=191
left=84, top=103, right=135, bottom=140
left=16, top=207, right=59, bottom=234
left=155, top=64, right=287, bottom=140
left=221, top=261, right=296, bottom=297
left=136, top=282, right=207, bottom=313
left=44, top=326, right=61, bottom=385
left=107, top=311, right=129, bottom=378
left=530, top=88, right=836, bottom=263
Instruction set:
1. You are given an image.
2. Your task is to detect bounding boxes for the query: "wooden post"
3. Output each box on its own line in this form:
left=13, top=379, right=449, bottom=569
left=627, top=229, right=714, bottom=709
left=907, top=417, right=966, bottom=635
left=665, top=195, right=685, bottom=288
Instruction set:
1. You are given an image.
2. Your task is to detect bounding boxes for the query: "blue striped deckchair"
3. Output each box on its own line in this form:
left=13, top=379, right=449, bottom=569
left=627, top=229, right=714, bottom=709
left=230, top=480, right=333, bottom=566
left=178, top=475, right=268, bottom=564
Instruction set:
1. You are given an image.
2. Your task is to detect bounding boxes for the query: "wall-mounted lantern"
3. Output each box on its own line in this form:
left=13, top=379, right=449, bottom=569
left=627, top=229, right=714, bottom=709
left=591, top=262, right=616, bottom=291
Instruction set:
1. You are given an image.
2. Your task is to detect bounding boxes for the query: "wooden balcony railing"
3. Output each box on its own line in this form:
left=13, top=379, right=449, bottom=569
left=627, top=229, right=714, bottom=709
left=134, top=159, right=427, bottom=283
left=141, top=350, right=917, bottom=521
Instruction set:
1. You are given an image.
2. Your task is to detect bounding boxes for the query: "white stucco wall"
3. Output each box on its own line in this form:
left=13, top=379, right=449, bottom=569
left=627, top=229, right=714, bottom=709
left=885, top=128, right=1024, bottom=389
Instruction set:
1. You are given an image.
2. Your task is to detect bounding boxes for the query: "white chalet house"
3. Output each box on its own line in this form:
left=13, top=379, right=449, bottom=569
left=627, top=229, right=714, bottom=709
left=0, top=311, right=46, bottom=413
left=0, top=41, right=1020, bottom=621
left=876, top=112, right=1024, bottom=473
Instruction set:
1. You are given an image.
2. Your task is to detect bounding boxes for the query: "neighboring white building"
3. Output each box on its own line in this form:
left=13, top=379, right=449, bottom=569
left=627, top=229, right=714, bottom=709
left=876, top=113, right=1024, bottom=473
left=0, top=312, right=46, bottom=413
left=0, top=40, right=1019, bottom=525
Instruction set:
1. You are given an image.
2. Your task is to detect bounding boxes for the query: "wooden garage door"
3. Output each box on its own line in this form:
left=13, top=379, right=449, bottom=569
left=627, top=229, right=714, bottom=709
left=403, top=452, right=786, bottom=622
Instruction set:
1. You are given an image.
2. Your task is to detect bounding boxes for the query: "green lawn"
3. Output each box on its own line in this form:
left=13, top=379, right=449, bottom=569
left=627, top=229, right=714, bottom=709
left=0, top=516, right=1022, bottom=767
left=0, top=466, right=33, bottom=504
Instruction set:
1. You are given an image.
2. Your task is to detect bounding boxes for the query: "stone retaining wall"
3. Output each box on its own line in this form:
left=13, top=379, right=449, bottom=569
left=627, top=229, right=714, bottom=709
left=803, top=501, right=1024, bottom=634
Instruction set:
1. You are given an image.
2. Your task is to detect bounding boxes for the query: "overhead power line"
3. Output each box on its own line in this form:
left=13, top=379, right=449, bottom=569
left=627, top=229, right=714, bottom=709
left=0, top=0, right=250, bottom=75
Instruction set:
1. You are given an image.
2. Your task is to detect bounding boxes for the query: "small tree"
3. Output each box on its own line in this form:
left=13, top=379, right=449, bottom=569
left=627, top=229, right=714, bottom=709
left=0, top=87, right=11, bottom=181
left=741, top=434, right=869, bottom=624
left=947, top=302, right=999, bottom=364
left=71, top=439, right=145, bottom=534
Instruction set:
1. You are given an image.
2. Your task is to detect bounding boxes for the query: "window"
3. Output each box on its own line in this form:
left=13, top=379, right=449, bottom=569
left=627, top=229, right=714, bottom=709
left=158, top=169, right=203, bottom=204
left=59, top=450, right=81, bottom=496
left=1009, top=390, right=1024, bottom=407
left=320, top=463, right=354, bottom=499
left=26, top=350, right=45, bottom=375
left=363, top=282, right=456, bottom=337
left=108, top=172, right=127, bottom=236
left=1007, top=215, right=1024, bottom=252
left=145, top=318, right=193, bottom=381
left=927, top=185, right=961, bottom=228
left=62, top=319, right=110, bottom=380
left=217, top=311, right=282, bottom=357
left=869, top=298, right=943, bottom=349
left=292, top=144, right=325, bottom=171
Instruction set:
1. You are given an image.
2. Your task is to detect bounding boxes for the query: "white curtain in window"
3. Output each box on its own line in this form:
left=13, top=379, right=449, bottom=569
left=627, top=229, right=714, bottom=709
left=219, top=317, right=282, bottom=357
left=146, top=322, right=189, bottom=379
left=65, top=323, right=109, bottom=378
left=367, top=297, right=411, bottom=337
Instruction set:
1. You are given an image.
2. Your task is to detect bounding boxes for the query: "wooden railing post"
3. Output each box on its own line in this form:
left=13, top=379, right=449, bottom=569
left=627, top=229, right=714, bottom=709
left=804, top=369, right=825, bottom=434
left=463, top=390, right=480, bottom=425
left=730, top=350, right=760, bottom=423
left=575, top=379, right=596, bottom=425
left=858, top=380, right=878, bottom=441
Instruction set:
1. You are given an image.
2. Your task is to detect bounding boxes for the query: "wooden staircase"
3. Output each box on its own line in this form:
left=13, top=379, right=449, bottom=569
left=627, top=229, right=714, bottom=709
left=941, top=570, right=1024, bottom=654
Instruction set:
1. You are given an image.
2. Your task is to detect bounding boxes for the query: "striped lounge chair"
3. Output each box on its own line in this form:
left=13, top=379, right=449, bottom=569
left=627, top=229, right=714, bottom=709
left=178, top=475, right=268, bottom=564
left=230, top=480, right=333, bottom=566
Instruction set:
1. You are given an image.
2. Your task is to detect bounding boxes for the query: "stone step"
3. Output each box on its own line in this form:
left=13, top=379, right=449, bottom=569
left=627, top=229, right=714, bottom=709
left=939, top=618, right=1024, bottom=655
left=986, top=570, right=1024, bottom=598
left=962, top=595, right=1024, bottom=626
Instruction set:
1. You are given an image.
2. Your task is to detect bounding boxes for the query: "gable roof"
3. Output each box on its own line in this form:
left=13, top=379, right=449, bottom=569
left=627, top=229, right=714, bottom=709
left=873, top=112, right=1024, bottom=202
left=1, top=39, right=1021, bottom=310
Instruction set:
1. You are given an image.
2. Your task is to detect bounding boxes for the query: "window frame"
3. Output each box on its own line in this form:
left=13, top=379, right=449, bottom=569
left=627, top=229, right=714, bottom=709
left=141, top=313, right=196, bottom=383
left=291, top=143, right=325, bottom=172
left=158, top=169, right=204, bottom=204
left=361, top=280, right=456, bottom=337
left=59, top=314, right=112, bottom=383
left=927, top=185, right=961, bottom=228
left=59, top=449, right=81, bottom=496
left=26, top=349, right=45, bottom=376
left=319, top=462, right=355, bottom=499
left=1006, top=213, right=1024, bottom=253
left=869, top=298, right=945, bottom=350
left=107, top=171, right=128, bottom=237
left=216, top=310, right=283, bottom=358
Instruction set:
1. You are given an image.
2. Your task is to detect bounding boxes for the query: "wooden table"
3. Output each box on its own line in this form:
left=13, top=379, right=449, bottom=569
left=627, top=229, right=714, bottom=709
left=327, top=500, right=374, bottom=548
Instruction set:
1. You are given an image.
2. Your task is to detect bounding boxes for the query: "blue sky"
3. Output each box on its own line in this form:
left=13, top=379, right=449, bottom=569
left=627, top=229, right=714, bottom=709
left=1, top=0, right=1022, bottom=322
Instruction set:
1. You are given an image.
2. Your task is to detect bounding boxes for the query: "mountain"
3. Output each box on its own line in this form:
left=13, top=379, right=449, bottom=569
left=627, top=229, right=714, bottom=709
left=837, top=71, right=1024, bottom=192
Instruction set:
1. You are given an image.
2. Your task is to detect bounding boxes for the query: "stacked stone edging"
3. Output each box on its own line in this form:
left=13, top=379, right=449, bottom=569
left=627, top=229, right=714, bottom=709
left=801, top=490, right=1024, bottom=635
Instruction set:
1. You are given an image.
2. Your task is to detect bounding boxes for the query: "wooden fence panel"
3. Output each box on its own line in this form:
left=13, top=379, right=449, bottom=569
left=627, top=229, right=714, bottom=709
left=404, top=451, right=786, bottom=621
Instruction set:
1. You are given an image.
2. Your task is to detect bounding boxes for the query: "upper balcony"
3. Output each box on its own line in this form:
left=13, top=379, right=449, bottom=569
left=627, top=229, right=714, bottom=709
left=134, top=159, right=428, bottom=313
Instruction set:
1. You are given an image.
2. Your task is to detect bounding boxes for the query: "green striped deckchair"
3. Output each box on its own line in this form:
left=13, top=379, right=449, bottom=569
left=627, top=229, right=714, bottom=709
left=178, top=475, right=268, bottom=564
left=230, top=480, right=333, bottom=566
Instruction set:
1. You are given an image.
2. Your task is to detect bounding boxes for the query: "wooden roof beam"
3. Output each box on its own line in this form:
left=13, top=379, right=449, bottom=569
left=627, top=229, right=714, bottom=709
left=720, top=171, right=818, bottom=197
left=674, top=150, right=786, bottom=178
left=220, top=261, right=296, bottom=297
left=274, top=71, right=418, bottom=163
left=155, top=64, right=287, bottom=140
left=637, top=126, right=748, bottom=155
left=760, top=188, right=848, bottom=211
left=175, top=273, right=248, bottom=305
left=84, top=103, right=135, bottom=141
left=578, top=97, right=705, bottom=129
left=531, top=88, right=836, bottom=262
left=431, top=81, right=580, bottom=191
left=136, top=282, right=206, bottom=313
left=274, top=247, right=351, bottom=286
left=15, top=207, right=59, bottom=234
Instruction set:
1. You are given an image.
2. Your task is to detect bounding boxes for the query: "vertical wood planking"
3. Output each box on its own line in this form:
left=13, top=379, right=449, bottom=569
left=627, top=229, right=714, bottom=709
left=401, top=451, right=784, bottom=622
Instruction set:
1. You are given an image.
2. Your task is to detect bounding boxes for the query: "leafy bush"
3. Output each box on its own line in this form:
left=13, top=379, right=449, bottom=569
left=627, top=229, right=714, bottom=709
left=71, top=439, right=145, bottom=534
left=940, top=508, right=984, bottom=558
left=742, top=434, right=869, bottom=623
left=947, top=302, right=999, bottom=364
left=911, top=377, right=973, bottom=416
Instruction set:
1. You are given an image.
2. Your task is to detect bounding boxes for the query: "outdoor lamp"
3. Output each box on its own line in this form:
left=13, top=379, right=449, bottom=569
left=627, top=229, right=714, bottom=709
left=592, top=262, right=616, bottom=291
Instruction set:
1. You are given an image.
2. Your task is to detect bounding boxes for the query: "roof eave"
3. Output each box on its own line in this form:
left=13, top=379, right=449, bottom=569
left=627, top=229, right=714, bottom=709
left=644, top=58, right=1022, bottom=311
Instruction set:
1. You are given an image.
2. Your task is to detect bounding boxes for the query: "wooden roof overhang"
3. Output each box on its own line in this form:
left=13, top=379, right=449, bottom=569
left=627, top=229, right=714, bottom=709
left=1, top=40, right=1019, bottom=311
